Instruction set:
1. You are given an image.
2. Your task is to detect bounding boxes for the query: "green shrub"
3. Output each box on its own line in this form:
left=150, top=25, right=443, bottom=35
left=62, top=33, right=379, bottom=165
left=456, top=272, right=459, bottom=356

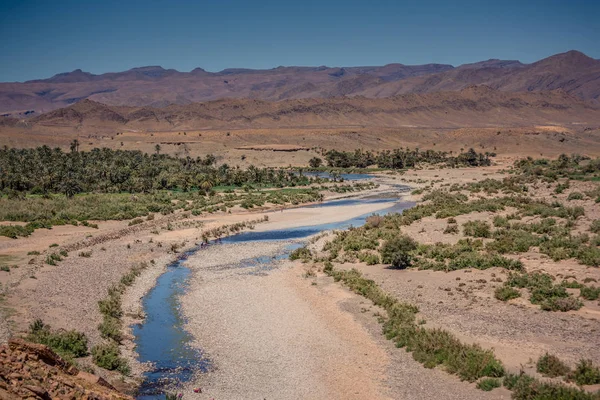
left=590, top=220, right=600, bottom=234
left=27, top=319, right=88, bottom=360
left=555, top=182, right=570, bottom=194
left=570, top=359, right=600, bottom=386
left=577, top=246, right=600, bottom=267
left=91, top=343, right=130, bottom=374
left=505, top=372, right=598, bottom=400
left=493, top=216, right=509, bottom=228
left=540, top=296, right=582, bottom=312
left=463, top=220, right=492, bottom=238
left=98, top=317, right=122, bottom=342
left=98, top=287, right=123, bottom=319
left=507, top=272, right=582, bottom=311
left=487, top=229, right=540, bottom=253
left=444, top=224, right=459, bottom=234
left=128, top=218, right=144, bottom=226
left=381, top=236, right=417, bottom=269
left=289, top=247, right=311, bottom=261
left=537, top=353, right=571, bottom=377
left=580, top=286, right=600, bottom=301
left=494, top=286, right=521, bottom=301
left=567, top=192, right=584, bottom=201
left=358, top=252, right=380, bottom=265
left=477, top=378, right=501, bottom=391
left=0, top=224, right=34, bottom=238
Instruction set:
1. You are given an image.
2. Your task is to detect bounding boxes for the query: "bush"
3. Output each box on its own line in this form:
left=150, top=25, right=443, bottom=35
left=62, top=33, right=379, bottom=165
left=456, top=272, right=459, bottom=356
left=91, top=343, right=130, bottom=374
left=128, top=218, right=144, bottom=226
left=0, top=224, right=34, bottom=238
left=27, top=319, right=88, bottom=360
left=590, top=220, right=600, bottom=234
left=505, top=372, right=597, bottom=400
left=567, top=192, right=584, bottom=201
left=463, top=220, right=491, bottom=238
left=494, top=286, right=521, bottom=301
left=358, top=252, right=380, bottom=265
left=98, top=317, right=122, bottom=342
left=289, top=246, right=311, bottom=261
left=492, top=216, right=509, bottom=227
left=537, top=353, right=571, bottom=377
left=381, top=236, right=417, bottom=269
left=580, top=286, right=600, bottom=301
left=540, top=296, right=582, bottom=312
left=477, top=378, right=501, bottom=391
left=308, top=157, right=323, bottom=168
left=444, top=224, right=459, bottom=234
left=570, top=359, right=600, bottom=386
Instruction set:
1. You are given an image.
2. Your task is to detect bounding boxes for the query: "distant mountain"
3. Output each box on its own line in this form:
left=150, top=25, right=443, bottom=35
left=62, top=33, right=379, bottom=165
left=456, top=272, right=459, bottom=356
left=26, top=86, right=600, bottom=130
left=0, top=50, right=598, bottom=115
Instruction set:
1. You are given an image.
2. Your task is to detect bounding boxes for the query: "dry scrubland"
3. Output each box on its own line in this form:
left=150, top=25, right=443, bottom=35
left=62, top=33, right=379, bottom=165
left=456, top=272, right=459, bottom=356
left=0, top=138, right=599, bottom=399
left=297, top=157, right=600, bottom=399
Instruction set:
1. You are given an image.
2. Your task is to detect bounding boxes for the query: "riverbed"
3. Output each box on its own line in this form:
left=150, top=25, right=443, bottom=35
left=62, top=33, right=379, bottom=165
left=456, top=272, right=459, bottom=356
left=133, top=180, right=413, bottom=399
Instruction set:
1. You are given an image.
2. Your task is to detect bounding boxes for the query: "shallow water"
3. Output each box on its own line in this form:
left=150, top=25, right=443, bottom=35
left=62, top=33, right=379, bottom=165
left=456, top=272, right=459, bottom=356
left=133, top=248, right=209, bottom=399
left=134, top=183, right=414, bottom=398
left=300, top=171, right=375, bottom=181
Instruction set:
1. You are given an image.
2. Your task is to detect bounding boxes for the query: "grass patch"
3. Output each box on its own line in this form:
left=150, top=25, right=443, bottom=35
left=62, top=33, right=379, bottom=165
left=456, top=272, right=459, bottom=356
left=477, top=378, right=501, bottom=391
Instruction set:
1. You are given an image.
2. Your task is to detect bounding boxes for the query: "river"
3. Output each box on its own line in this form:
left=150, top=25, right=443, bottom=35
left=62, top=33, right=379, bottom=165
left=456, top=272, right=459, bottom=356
left=133, top=178, right=412, bottom=398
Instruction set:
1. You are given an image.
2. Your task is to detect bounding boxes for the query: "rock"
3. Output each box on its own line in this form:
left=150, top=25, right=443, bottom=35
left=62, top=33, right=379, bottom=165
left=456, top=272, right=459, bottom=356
left=76, top=372, right=117, bottom=392
left=22, top=385, right=50, bottom=399
left=0, top=339, right=132, bottom=400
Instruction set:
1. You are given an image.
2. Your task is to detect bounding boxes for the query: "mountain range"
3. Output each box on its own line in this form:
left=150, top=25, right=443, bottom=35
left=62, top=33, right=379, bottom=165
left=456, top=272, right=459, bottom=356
left=1, top=50, right=599, bottom=116
left=0, top=85, right=594, bottom=132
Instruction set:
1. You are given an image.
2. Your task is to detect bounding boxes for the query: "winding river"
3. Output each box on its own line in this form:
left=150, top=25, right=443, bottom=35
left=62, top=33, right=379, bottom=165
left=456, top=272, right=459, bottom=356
left=133, top=176, right=413, bottom=398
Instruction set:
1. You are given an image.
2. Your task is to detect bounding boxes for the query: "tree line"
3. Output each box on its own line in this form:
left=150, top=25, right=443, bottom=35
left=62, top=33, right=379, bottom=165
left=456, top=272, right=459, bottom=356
left=319, top=148, right=493, bottom=169
left=0, top=146, right=314, bottom=196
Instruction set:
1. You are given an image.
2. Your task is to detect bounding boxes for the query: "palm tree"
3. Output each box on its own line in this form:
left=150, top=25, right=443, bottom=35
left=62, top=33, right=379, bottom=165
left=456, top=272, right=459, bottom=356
left=200, top=179, right=214, bottom=192
left=70, top=139, right=80, bottom=153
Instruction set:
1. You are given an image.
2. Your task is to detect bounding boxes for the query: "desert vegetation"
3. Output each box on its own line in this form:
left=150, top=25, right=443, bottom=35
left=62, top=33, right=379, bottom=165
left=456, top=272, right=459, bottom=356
left=294, top=153, right=600, bottom=398
left=322, top=147, right=493, bottom=169
left=0, top=146, right=381, bottom=237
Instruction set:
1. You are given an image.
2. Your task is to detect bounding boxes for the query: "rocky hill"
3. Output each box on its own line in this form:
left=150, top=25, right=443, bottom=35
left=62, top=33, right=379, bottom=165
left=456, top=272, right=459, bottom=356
left=1, top=51, right=598, bottom=115
left=0, top=338, right=132, bottom=399
left=26, top=86, right=600, bottom=131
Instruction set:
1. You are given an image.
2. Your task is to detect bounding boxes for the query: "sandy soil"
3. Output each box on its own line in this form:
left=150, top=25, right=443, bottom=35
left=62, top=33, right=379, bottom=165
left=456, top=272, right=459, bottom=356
left=179, top=240, right=505, bottom=400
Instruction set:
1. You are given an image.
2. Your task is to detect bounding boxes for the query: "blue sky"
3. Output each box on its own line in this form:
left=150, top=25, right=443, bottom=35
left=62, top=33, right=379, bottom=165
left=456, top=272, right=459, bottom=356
left=0, top=0, right=598, bottom=82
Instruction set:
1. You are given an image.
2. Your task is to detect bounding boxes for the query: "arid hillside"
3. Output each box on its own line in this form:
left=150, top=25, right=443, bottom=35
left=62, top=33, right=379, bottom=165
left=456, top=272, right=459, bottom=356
left=12, top=86, right=600, bottom=131
left=1, top=50, right=599, bottom=115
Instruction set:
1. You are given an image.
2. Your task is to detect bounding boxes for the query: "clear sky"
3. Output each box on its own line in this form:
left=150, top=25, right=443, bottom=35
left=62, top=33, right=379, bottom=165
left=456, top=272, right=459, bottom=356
left=1, top=0, right=598, bottom=82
